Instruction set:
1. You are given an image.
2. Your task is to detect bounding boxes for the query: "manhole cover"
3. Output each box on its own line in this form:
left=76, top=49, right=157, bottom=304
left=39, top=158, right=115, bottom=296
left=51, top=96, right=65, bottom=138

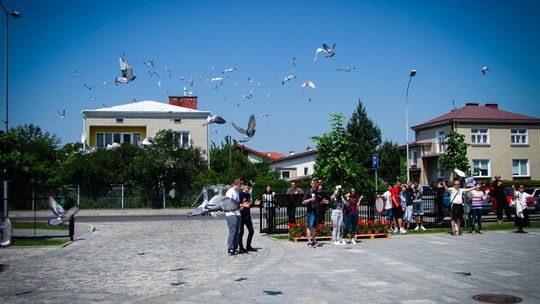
left=472, top=294, right=523, bottom=304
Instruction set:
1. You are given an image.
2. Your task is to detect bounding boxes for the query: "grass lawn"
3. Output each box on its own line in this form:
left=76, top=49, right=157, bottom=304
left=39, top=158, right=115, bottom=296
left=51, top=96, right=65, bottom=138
left=11, top=239, right=70, bottom=247
left=12, top=221, right=68, bottom=230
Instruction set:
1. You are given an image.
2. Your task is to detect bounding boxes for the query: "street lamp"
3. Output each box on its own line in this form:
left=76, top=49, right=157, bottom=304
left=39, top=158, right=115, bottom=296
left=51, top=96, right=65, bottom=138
left=1, top=1, right=21, bottom=218
left=405, top=69, right=416, bottom=183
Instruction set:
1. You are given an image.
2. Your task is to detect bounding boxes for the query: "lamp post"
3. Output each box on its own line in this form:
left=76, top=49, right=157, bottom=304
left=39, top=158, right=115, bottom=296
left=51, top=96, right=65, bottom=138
left=405, top=69, right=416, bottom=183
left=1, top=1, right=21, bottom=218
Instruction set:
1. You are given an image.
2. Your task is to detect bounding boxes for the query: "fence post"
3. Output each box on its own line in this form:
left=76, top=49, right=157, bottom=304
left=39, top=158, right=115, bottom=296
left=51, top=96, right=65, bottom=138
left=121, top=184, right=124, bottom=209
left=69, top=216, right=75, bottom=241
left=77, top=184, right=80, bottom=206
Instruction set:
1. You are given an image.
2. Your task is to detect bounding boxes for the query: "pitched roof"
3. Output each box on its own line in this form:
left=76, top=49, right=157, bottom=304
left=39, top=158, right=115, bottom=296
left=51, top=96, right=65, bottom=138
left=84, top=100, right=204, bottom=113
left=234, top=144, right=284, bottom=160
left=412, top=103, right=540, bottom=130
left=270, top=149, right=316, bottom=163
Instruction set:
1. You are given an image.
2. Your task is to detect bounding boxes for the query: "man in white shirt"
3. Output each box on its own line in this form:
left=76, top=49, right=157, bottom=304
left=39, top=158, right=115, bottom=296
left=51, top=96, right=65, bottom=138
left=380, top=185, right=394, bottom=232
left=225, top=179, right=243, bottom=256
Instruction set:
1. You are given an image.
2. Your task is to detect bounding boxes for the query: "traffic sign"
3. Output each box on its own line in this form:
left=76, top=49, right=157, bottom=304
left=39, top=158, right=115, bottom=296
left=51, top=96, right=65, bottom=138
left=372, top=154, right=378, bottom=170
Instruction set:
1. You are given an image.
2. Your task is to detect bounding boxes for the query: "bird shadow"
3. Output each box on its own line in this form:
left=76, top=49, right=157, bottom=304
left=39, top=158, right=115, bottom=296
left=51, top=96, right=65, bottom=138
left=0, top=264, right=8, bottom=272
left=454, top=272, right=472, bottom=276
left=263, top=290, right=283, bottom=296
left=170, top=282, right=186, bottom=286
left=170, top=268, right=187, bottom=272
left=235, top=277, right=248, bottom=282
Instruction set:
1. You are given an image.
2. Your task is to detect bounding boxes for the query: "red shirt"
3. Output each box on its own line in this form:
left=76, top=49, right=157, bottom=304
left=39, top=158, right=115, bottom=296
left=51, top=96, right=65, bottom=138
left=391, top=186, right=401, bottom=207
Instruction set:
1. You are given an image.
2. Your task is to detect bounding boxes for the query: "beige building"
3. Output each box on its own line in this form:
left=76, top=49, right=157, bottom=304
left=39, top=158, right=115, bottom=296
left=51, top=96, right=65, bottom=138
left=408, top=103, right=540, bottom=185
left=81, top=96, right=210, bottom=152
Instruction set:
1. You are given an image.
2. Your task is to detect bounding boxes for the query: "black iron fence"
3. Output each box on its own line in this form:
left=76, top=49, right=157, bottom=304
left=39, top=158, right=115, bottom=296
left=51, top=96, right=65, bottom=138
left=259, top=191, right=448, bottom=234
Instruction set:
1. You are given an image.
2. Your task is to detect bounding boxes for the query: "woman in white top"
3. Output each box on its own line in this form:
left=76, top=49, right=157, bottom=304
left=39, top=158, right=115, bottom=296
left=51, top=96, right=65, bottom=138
left=511, top=185, right=539, bottom=233
left=444, top=180, right=465, bottom=236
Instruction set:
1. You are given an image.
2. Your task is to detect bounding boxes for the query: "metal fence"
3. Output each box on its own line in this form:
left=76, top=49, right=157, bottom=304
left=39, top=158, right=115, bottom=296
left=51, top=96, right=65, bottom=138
left=259, top=191, right=447, bottom=234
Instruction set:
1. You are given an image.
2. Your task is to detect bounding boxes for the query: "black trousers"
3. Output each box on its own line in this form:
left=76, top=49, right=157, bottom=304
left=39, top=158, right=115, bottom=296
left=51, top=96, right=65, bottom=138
left=496, top=198, right=512, bottom=221
left=239, top=215, right=254, bottom=249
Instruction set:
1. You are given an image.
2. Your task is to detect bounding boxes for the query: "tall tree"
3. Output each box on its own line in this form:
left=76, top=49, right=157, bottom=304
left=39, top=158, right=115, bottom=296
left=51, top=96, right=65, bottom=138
left=312, top=113, right=369, bottom=189
left=347, top=99, right=382, bottom=169
left=376, top=140, right=401, bottom=184
left=438, top=131, right=470, bottom=179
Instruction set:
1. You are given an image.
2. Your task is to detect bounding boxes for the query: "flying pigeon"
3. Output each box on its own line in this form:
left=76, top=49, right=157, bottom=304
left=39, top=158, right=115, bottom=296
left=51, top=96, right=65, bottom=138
left=83, top=83, right=95, bottom=90
left=189, top=195, right=241, bottom=217
left=222, top=67, right=237, bottom=74
left=481, top=66, right=489, bottom=75
left=232, top=114, right=256, bottom=142
left=106, top=142, right=121, bottom=150
left=47, top=196, right=66, bottom=217
left=242, top=88, right=254, bottom=100
left=289, top=57, right=297, bottom=66
left=257, top=114, right=270, bottom=118
left=301, top=80, right=315, bottom=91
left=114, top=56, right=136, bottom=84
left=202, top=114, right=226, bottom=126
left=337, top=66, right=356, bottom=72
left=210, top=77, right=223, bottom=82
left=282, top=75, right=296, bottom=85
left=57, top=109, right=65, bottom=119
left=266, top=92, right=272, bottom=98
left=247, top=77, right=254, bottom=85
left=165, top=66, right=173, bottom=78
left=314, top=43, right=336, bottom=61
left=143, top=60, right=155, bottom=68
left=137, top=137, right=154, bottom=148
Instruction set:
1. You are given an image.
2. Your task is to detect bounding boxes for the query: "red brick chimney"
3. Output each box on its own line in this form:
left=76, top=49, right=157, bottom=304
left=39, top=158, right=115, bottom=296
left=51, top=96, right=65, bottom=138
left=168, top=96, right=198, bottom=110
left=485, top=103, right=498, bottom=109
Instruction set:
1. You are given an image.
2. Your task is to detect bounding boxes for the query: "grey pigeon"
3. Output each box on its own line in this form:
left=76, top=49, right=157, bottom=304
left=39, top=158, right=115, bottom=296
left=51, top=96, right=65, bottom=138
left=232, top=114, right=256, bottom=142
left=115, top=56, right=136, bottom=84
left=481, top=66, right=489, bottom=75
left=281, top=75, right=296, bottom=85
left=314, top=43, right=336, bottom=61
left=222, top=67, right=237, bottom=74
left=289, top=57, right=297, bottom=66
left=189, top=195, right=240, bottom=217
left=202, top=114, right=226, bottom=126
left=47, top=196, right=66, bottom=217
left=57, top=109, right=65, bottom=119
left=337, top=66, right=356, bottom=72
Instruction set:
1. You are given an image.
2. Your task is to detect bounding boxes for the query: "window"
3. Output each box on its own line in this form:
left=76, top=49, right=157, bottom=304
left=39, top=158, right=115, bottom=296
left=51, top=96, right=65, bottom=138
left=410, top=150, right=418, bottom=166
left=173, top=118, right=182, bottom=124
left=511, top=129, right=528, bottom=144
left=95, top=132, right=142, bottom=147
left=471, top=129, right=489, bottom=145
left=116, top=118, right=124, bottom=123
left=174, top=131, right=190, bottom=148
left=304, top=167, right=309, bottom=175
left=436, top=131, right=445, bottom=153
left=281, top=171, right=290, bottom=179
left=472, top=159, right=490, bottom=177
left=512, top=159, right=529, bottom=177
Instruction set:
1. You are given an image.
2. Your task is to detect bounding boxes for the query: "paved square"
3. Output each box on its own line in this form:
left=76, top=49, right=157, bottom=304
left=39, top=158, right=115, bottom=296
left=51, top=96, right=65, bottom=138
left=1, top=218, right=539, bottom=303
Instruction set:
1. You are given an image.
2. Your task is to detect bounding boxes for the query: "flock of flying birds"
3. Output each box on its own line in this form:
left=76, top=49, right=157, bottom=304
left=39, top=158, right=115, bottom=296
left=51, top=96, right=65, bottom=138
left=66, top=43, right=491, bottom=144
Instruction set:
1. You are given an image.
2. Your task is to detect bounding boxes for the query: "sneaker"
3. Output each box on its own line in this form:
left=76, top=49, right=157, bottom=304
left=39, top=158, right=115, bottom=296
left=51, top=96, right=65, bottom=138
left=399, top=228, right=407, bottom=234
left=476, top=230, right=483, bottom=234
left=341, top=240, right=347, bottom=245
left=420, top=226, right=426, bottom=231
left=414, top=226, right=419, bottom=231
left=228, top=250, right=236, bottom=256
left=307, top=241, right=313, bottom=247
left=239, top=248, right=247, bottom=254
left=333, top=241, right=339, bottom=246
left=351, top=239, right=356, bottom=245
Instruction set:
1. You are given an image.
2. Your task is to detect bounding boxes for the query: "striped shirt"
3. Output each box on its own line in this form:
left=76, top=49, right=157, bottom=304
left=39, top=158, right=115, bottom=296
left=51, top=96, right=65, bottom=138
left=470, top=190, right=484, bottom=209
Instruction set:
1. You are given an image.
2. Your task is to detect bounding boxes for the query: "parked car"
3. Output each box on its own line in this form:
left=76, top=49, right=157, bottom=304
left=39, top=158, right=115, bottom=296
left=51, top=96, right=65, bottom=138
left=481, top=185, right=515, bottom=215
left=524, top=188, right=540, bottom=213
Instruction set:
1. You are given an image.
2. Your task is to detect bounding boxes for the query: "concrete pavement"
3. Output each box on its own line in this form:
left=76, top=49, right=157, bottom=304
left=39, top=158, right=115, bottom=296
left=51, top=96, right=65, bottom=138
left=1, top=217, right=539, bottom=303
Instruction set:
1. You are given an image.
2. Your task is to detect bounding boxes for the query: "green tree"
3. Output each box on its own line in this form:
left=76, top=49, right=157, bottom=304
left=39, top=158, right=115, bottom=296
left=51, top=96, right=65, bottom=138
left=312, top=113, right=369, bottom=190
left=438, top=131, right=470, bottom=179
left=347, top=99, right=382, bottom=169
left=376, top=140, right=401, bottom=184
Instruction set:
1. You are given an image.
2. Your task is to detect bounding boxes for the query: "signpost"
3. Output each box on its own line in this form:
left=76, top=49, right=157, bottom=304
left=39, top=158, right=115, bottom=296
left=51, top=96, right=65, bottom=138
left=372, top=154, right=378, bottom=191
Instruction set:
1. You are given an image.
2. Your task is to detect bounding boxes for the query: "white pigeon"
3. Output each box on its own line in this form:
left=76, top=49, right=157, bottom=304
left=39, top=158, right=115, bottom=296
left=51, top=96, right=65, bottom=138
left=106, top=142, right=121, bottom=150
left=137, top=137, right=154, bottom=148
left=481, top=66, right=489, bottom=75
left=282, top=75, right=296, bottom=85
left=337, top=66, right=356, bottom=72
left=47, top=196, right=66, bottom=217
left=57, top=109, right=65, bottom=119
left=210, top=77, right=223, bottom=82
left=314, top=43, right=336, bottom=61
left=0, top=216, right=12, bottom=247
left=202, top=114, right=227, bottom=126
left=301, top=80, right=316, bottom=91
left=222, top=67, right=237, bottom=74
left=114, top=56, right=136, bottom=84
left=232, top=114, right=256, bottom=143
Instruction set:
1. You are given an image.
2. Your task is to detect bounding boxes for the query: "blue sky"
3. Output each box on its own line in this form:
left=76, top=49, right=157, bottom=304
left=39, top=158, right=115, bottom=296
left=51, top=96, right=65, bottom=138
left=2, top=0, right=540, bottom=154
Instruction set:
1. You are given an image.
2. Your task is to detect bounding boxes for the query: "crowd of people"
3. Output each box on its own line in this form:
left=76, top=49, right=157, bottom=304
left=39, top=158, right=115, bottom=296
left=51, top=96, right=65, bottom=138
left=222, top=177, right=539, bottom=255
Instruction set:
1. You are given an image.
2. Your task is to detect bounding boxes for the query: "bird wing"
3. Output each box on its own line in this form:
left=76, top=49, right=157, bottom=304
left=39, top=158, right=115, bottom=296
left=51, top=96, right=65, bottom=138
left=205, top=195, right=240, bottom=212
left=47, top=196, right=65, bottom=217
left=0, top=217, right=12, bottom=247
left=119, top=57, right=128, bottom=72
left=246, top=115, right=256, bottom=134
left=323, top=43, right=331, bottom=52
left=314, top=48, right=324, bottom=61
left=124, top=60, right=135, bottom=80
left=232, top=122, right=247, bottom=134
left=213, top=115, right=226, bottom=124
left=189, top=199, right=209, bottom=217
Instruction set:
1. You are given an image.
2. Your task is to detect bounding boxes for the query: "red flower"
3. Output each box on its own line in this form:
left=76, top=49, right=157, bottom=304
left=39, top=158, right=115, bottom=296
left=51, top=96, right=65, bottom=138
left=299, top=221, right=307, bottom=227
left=358, top=220, right=365, bottom=226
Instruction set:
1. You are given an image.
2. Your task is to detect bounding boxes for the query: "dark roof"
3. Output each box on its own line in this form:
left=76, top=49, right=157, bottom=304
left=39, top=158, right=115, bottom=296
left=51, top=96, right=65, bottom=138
left=411, top=103, right=540, bottom=130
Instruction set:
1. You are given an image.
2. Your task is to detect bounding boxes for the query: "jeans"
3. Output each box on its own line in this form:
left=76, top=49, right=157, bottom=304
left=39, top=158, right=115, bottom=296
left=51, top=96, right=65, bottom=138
left=239, top=215, right=254, bottom=250
left=343, top=214, right=359, bottom=239
left=265, top=207, right=275, bottom=232
left=226, top=214, right=240, bottom=252
left=470, top=209, right=482, bottom=231
left=331, top=210, right=344, bottom=241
